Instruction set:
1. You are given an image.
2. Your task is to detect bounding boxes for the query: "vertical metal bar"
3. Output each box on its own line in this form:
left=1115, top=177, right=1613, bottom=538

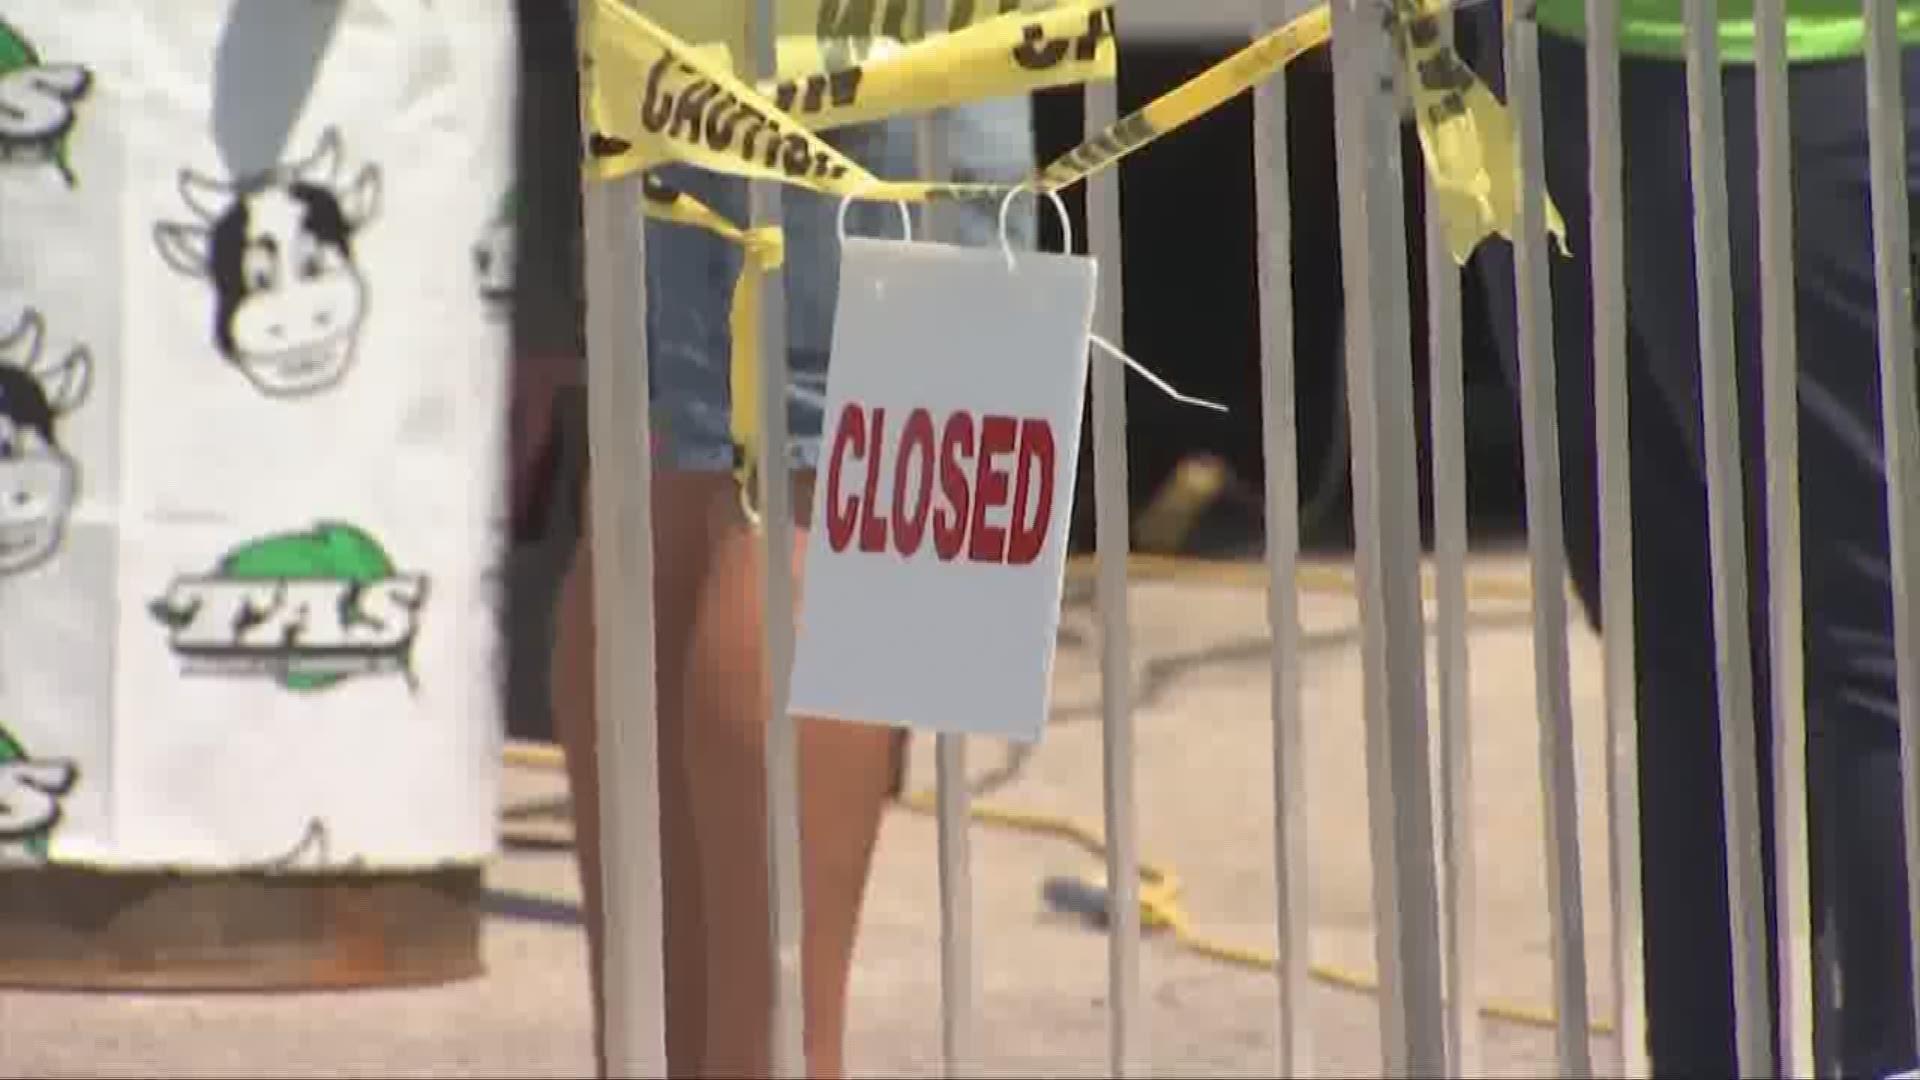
left=746, top=0, right=807, bottom=1074
left=911, top=4, right=977, bottom=1074
left=1863, top=0, right=1920, bottom=1053
left=932, top=697, right=975, bottom=1075
left=1251, top=4, right=1312, bottom=1071
left=1679, top=0, right=1774, bottom=1071
left=1421, top=74, right=1480, bottom=1080
left=1579, top=0, right=1647, bottom=1068
left=1504, top=6, right=1594, bottom=1075
left=1083, top=22, right=1143, bottom=1077
left=1328, top=0, right=1446, bottom=1073
left=581, top=160, right=669, bottom=1078
left=1751, top=0, right=1814, bottom=1070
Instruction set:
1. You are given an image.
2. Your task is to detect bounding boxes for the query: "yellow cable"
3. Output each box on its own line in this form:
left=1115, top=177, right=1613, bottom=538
left=504, top=741, right=567, bottom=771
left=1062, top=551, right=1544, bottom=605
left=501, top=558, right=1604, bottom=1038
left=888, top=788, right=1617, bottom=1037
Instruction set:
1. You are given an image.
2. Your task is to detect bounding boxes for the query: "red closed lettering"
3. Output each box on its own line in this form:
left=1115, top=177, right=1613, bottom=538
left=934, top=411, right=974, bottom=560
left=968, top=416, right=1017, bottom=564
left=820, top=400, right=1058, bottom=565
left=1005, top=419, right=1055, bottom=566
left=857, top=406, right=888, bottom=553
left=891, top=409, right=936, bottom=556
left=825, top=404, right=865, bottom=553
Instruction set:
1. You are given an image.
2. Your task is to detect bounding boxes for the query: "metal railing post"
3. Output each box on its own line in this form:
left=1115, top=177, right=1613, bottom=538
left=1862, top=0, right=1920, bottom=1057
left=1082, top=5, right=1144, bottom=1072
left=1577, top=0, right=1649, bottom=1068
left=744, top=0, right=809, bottom=1074
left=1251, top=1, right=1313, bottom=1072
left=1503, top=5, right=1595, bottom=1074
left=1419, top=24, right=1481, bottom=1068
left=579, top=101, right=669, bottom=1080
left=909, top=4, right=980, bottom=1073
left=1679, top=0, right=1774, bottom=1070
left=1327, top=0, right=1447, bottom=1071
left=1750, top=0, right=1816, bottom=1070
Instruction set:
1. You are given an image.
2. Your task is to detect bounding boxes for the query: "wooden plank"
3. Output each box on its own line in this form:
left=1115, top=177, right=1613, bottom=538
left=0, top=868, right=482, bottom=990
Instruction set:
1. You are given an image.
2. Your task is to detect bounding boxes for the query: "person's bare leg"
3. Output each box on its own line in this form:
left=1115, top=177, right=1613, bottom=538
left=553, top=468, right=901, bottom=1078
left=552, top=482, right=708, bottom=1078
left=551, top=561, right=612, bottom=1074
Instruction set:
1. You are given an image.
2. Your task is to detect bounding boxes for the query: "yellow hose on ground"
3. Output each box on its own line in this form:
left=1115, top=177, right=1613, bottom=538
left=504, top=738, right=1609, bottom=1037
left=885, top=788, right=1616, bottom=1037
left=499, top=556, right=1605, bottom=1038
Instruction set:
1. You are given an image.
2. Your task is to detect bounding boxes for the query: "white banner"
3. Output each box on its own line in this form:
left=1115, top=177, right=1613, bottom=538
left=0, top=1, right=517, bottom=869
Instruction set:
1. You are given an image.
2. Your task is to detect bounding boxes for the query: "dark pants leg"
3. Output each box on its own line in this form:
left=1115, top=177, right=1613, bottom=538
left=1467, top=28, right=1777, bottom=1072
left=1463, top=13, right=1920, bottom=1076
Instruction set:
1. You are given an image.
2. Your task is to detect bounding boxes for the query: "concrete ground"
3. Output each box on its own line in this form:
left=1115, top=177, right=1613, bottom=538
left=1, top=553, right=1627, bottom=1078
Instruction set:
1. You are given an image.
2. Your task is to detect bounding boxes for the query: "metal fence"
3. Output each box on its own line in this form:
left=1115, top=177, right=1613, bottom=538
left=574, top=0, right=1918, bottom=1075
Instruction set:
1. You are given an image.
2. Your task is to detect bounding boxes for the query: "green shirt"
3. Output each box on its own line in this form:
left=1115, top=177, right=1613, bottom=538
left=1534, top=0, right=1920, bottom=62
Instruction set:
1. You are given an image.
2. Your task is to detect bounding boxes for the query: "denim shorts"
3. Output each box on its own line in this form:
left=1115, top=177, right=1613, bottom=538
left=644, top=99, right=1039, bottom=472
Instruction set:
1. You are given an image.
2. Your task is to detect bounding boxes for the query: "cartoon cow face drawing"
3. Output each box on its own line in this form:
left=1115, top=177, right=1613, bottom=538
left=0, top=16, right=93, bottom=187
left=153, top=127, right=381, bottom=398
left=0, top=310, right=92, bottom=577
left=472, top=193, right=516, bottom=322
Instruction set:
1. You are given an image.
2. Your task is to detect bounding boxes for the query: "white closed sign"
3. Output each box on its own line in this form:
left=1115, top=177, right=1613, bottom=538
left=791, top=235, right=1097, bottom=744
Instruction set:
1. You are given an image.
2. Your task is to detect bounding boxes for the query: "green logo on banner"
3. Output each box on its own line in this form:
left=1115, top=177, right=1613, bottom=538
left=0, top=722, right=77, bottom=862
left=0, top=19, right=93, bottom=187
left=149, top=523, right=430, bottom=692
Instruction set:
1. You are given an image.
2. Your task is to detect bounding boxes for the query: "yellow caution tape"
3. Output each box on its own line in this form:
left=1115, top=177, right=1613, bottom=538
left=648, top=0, right=1068, bottom=77
left=583, top=0, right=1329, bottom=203
left=588, top=0, right=1337, bottom=500
left=588, top=0, right=1559, bottom=242
left=1397, top=0, right=1571, bottom=263
left=585, top=0, right=1570, bottom=505
left=606, top=1, right=1116, bottom=172
left=1017, top=2, right=1332, bottom=195
left=582, top=0, right=889, bottom=193
left=758, top=0, right=1116, bottom=133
